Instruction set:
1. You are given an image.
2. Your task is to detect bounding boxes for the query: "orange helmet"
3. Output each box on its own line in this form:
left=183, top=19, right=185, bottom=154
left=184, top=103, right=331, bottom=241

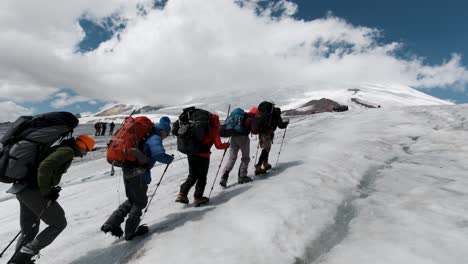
left=76, top=134, right=95, bottom=151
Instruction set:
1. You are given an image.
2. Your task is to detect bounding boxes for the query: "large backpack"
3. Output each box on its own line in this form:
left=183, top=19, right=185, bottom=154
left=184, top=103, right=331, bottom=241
left=173, top=107, right=211, bottom=155
left=107, top=116, right=154, bottom=167
left=224, top=108, right=247, bottom=134
left=0, top=112, right=79, bottom=183
left=255, top=101, right=275, bottom=133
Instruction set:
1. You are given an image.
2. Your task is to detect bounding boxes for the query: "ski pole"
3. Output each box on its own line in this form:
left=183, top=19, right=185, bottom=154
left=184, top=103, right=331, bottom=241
left=1, top=200, right=53, bottom=258
left=0, top=231, right=21, bottom=258
left=208, top=104, right=232, bottom=198
left=208, top=142, right=230, bottom=198
left=141, top=161, right=172, bottom=221
left=274, top=126, right=288, bottom=168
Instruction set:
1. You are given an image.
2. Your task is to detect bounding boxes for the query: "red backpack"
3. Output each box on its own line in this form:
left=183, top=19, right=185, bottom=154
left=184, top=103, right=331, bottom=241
left=107, top=116, right=153, bottom=167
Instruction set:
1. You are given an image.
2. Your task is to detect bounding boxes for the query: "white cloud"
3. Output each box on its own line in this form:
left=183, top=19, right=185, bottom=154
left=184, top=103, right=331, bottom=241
left=0, top=101, right=34, bottom=122
left=50, top=92, right=92, bottom=108
left=0, top=0, right=467, bottom=106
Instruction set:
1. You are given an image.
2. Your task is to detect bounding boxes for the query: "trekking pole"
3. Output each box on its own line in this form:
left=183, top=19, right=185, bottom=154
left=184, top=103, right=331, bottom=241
left=0, top=231, right=21, bottom=258
left=141, top=162, right=171, bottom=221
left=208, top=104, right=231, bottom=198
left=274, top=126, right=288, bottom=168
left=1, top=200, right=53, bottom=258
left=208, top=142, right=230, bottom=198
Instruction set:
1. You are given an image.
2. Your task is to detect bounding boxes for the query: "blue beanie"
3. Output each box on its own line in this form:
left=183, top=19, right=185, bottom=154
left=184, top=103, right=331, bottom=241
left=156, top=116, right=171, bottom=134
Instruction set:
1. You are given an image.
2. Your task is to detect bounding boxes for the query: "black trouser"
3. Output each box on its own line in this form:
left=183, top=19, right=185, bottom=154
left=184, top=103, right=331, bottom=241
left=104, top=172, right=148, bottom=236
left=257, top=149, right=270, bottom=166
left=180, top=155, right=210, bottom=198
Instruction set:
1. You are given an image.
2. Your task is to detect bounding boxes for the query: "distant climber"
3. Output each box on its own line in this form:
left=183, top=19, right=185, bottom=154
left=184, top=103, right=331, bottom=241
left=109, top=121, right=115, bottom=136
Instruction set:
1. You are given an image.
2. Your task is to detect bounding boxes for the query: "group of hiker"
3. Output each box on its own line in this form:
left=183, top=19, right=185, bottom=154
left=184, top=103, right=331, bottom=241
left=0, top=101, right=288, bottom=264
left=94, top=121, right=115, bottom=136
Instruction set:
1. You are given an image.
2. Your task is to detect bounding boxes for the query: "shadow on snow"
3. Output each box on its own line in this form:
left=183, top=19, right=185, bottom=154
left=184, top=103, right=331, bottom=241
left=68, top=160, right=302, bottom=264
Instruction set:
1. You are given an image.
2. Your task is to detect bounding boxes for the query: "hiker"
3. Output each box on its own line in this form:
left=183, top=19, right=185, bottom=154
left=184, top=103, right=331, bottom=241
left=173, top=109, right=229, bottom=206
left=109, top=121, right=115, bottom=136
left=219, top=107, right=257, bottom=187
left=101, top=122, right=107, bottom=136
left=101, top=116, right=174, bottom=240
left=254, top=102, right=289, bottom=175
left=7, top=134, right=95, bottom=264
left=94, top=122, right=101, bottom=136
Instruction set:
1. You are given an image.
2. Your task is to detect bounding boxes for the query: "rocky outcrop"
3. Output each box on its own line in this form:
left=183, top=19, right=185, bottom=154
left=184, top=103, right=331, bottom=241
left=350, top=98, right=380, bottom=108
left=283, top=98, right=348, bottom=116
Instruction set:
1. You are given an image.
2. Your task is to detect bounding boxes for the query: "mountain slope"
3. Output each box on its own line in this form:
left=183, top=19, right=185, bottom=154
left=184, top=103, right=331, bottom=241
left=78, top=83, right=451, bottom=124
left=1, top=104, right=467, bottom=264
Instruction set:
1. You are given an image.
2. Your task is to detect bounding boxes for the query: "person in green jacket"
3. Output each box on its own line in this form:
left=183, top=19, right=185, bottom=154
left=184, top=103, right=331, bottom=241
left=7, top=135, right=95, bottom=264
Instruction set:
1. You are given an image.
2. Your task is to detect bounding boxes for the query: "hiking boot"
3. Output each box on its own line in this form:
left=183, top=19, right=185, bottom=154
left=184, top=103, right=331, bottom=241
left=194, top=196, right=210, bottom=207
left=125, top=225, right=149, bottom=241
left=8, top=252, right=34, bottom=264
left=263, top=162, right=272, bottom=171
left=219, top=171, right=229, bottom=188
left=238, top=176, right=252, bottom=184
left=255, top=165, right=266, bottom=175
left=175, top=193, right=189, bottom=204
left=101, top=224, right=124, bottom=238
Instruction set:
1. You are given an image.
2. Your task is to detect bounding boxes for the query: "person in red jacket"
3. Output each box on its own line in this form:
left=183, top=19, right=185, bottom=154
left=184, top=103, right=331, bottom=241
left=176, top=114, right=229, bottom=206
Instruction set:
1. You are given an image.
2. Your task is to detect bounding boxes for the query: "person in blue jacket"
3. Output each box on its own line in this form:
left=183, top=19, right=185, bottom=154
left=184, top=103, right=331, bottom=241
left=101, top=116, right=174, bottom=240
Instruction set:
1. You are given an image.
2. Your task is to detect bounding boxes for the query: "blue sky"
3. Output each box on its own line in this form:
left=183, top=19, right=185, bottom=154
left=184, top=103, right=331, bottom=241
left=289, top=0, right=468, bottom=103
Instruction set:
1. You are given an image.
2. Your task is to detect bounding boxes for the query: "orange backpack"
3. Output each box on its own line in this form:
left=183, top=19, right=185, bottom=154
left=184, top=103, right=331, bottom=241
left=107, top=116, right=153, bottom=167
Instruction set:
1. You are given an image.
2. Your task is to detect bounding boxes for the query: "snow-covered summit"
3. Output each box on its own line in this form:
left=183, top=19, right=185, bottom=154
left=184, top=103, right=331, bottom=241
left=79, top=83, right=451, bottom=124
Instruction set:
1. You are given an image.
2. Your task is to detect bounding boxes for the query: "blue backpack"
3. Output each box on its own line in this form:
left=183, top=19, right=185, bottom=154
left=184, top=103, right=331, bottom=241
left=225, top=108, right=246, bottom=133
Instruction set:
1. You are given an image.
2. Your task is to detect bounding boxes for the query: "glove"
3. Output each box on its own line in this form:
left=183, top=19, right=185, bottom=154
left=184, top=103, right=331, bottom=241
left=283, top=119, right=290, bottom=127
left=44, top=186, right=62, bottom=202
left=167, top=154, right=175, bottom=164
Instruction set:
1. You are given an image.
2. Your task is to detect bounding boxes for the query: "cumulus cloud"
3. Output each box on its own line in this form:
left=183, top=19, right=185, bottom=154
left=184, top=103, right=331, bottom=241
left=50, top=92, right=93, bottom=108
left=0, top=101, right=34, bottom=122
left=0, top=0, right=467, bottom=106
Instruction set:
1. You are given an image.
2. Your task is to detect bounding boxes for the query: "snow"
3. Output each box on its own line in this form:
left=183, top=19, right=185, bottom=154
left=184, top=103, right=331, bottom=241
left=78, top=83, right=451, bottom=124
left=1, top=103, right=468, bottom=264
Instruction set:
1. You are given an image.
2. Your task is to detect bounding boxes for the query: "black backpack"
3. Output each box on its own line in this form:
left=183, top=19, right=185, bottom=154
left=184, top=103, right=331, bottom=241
left=173, top=107, right=212, bottom=155
left=0, top=112, right=79, bottom=183
left=256, top=101, right=275, bottom=133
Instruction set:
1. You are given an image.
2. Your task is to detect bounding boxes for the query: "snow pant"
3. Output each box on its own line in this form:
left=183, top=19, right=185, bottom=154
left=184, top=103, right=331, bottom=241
left=257, top=133, right=273, bottom=166
left=180, top=155, right=210, bottom=198
left=15, top=188, right=67, bottom=254
left=109, top=128, right=114, bottom=136
left=101, top=128, right=106, bottom=136
left=222, top=135, right=250, bottom=178
left=104, top=172, right=148, bottom=236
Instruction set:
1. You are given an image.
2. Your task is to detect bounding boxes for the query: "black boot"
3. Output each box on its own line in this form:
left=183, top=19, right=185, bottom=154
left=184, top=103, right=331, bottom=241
left=101, top=224, right=124, bottom=238
left=8, top=252, right=34, bottom=264
left=238, top=176, right=252, bottom=184
left=124, top=216, right=141, bottom=240
left=219, top=171, right=229, bottom=187
left=194, top=196, right=210, bottom=207
left=125, top=225, right=149, bottom=241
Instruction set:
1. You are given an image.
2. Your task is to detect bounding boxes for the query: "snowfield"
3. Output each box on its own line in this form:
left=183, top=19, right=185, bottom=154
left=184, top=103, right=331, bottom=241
left=1, top=104, right=468, bottom=264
